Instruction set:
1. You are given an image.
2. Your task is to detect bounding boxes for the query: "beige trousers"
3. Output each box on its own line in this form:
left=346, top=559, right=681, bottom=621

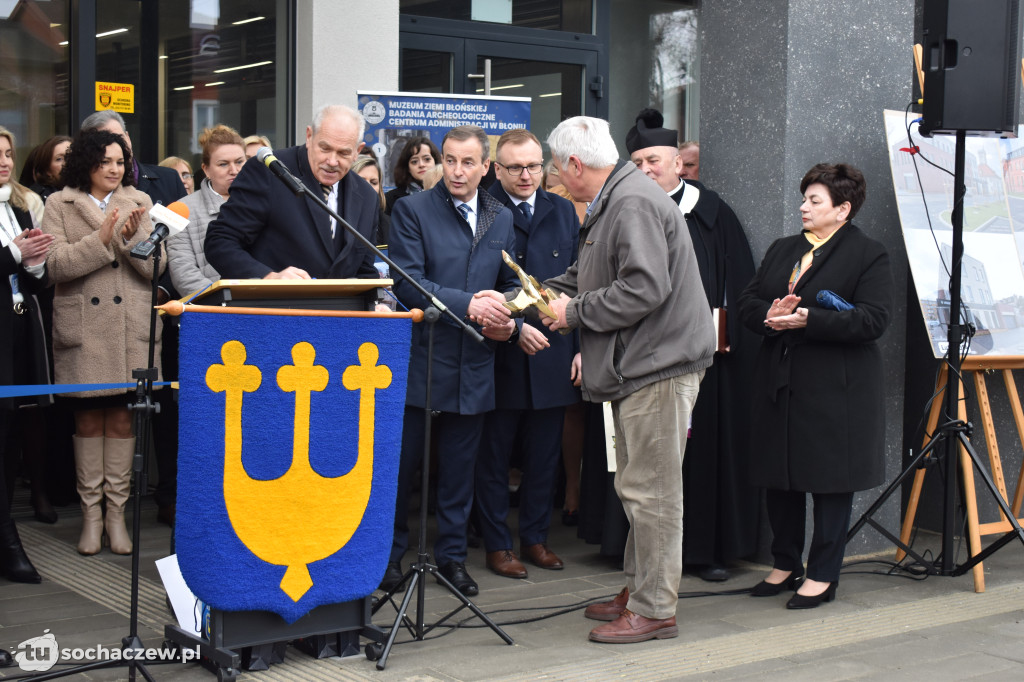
left=612, top=370, right=703, bottom=620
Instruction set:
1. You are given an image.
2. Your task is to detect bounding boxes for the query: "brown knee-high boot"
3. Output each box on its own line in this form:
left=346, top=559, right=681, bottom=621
left=73, top=436, right=104, bottom=555
left=103, top=437, right=135, bottom=555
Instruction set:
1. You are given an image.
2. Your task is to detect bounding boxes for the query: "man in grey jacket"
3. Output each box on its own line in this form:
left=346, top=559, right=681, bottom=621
left=539, top=116, right=716, bottom=643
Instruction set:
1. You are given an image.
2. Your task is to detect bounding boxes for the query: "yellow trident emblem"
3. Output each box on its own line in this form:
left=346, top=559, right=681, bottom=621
left=206, top=340, right=392, bottom=601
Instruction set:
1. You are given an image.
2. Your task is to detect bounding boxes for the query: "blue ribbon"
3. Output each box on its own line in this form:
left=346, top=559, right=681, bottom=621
left=0, top=382, right=173, bottom=399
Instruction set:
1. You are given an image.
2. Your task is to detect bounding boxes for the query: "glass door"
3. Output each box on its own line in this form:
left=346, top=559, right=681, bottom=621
left=398, top=33, right=600, bottom=144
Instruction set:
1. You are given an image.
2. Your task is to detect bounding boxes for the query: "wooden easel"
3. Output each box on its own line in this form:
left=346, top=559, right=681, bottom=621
left=897, top=357, right=1024, bottom=592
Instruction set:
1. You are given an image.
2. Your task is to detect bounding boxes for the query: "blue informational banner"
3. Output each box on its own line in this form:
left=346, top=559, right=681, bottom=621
left=356, top=90, right=531, bottom=189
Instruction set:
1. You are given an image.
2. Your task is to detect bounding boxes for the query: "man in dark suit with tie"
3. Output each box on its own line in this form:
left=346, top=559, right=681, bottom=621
left=382, top=125, right=519, bottom=597
left=476, top=128, right=580, bottom=579
left=204, top=104, right=379, bottom=280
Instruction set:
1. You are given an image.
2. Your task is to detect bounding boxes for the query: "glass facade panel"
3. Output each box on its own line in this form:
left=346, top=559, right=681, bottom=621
left=96, top=0, right=142, bottom=138
left=0, top=1, right=70, bottom=164
left=610, top=0, right=698, bottom=148
left=158, top=1, right=286, bottom=173
left=475, top=56, right=582, bottom=144
left=401, top=0, right=592, bottom=33
left=401, top=48, right=453, bottom=93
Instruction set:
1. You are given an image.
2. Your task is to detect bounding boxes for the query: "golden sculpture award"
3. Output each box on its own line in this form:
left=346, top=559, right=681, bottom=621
left=501, top=250, right=560, bottom=322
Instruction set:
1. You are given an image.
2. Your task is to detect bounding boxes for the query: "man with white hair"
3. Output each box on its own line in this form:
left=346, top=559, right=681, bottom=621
left=625, top=109, right=760, bottom=584
left=537, top=116, right=716, bottom=643
left=206, top=104, right=380, bottom=280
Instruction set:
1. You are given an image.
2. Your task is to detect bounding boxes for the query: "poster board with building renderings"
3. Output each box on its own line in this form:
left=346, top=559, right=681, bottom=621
left=884, top=109, right=1024, bottom=359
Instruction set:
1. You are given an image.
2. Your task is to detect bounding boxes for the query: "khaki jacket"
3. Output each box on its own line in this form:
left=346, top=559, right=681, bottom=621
left=545, top=162, right=716, bottom=403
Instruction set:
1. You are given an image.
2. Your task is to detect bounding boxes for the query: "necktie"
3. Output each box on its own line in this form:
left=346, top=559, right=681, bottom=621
left=321, top=185, right=336, bottom=238
left=519, top=202, right=532, bottom=221
left=98, top=200, right=107, bottom=213
left=457, top=203, right=471, bottom=222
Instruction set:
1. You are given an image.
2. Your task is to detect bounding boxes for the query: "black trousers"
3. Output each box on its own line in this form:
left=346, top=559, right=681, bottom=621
left=476, top=405, right=565, bottom=551
left=766, top=488, right=854, bottom=582
left=390, top=406, right=484, bottom=565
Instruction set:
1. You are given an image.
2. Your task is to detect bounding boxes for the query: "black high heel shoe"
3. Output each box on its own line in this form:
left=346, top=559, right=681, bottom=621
left=750, top=568, right=804, bottom=597
left=786, top=582, right=837, bottom=609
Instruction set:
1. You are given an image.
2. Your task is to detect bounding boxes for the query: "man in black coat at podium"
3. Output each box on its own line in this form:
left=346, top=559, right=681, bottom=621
left=205, top=104, right=380, bottom=280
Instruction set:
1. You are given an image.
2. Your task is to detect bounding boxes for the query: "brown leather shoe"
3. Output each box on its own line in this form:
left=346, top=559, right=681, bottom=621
left=486, top=549, right=528, bottom=578
left=588, top=609, right=678, bottom=643
left=584, top=587, right=629, bottom=621
left=522, top=543, right=564, bottom=570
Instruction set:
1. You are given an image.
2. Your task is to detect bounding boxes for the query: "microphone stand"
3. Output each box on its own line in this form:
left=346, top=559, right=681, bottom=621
left=264, top=166, right=511, bottom=669
left=275, top=167, right=484, bottom=344
left=27, top=245, right=173, bottom=681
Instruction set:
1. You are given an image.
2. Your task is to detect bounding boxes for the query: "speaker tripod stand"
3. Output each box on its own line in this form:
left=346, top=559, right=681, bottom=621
left=848, top=129, right=1024, bottom=575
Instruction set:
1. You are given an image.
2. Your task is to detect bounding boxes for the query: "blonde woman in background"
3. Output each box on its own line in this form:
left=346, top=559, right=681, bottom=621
left=352, top=155, right=390, bottom=245
left=243, top=134, right=272, bottom=160
left=159, top=156, right=194, bottom=194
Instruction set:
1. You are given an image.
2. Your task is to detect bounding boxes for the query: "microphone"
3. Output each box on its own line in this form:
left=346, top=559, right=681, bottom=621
left=131, top=201, right=190, bottom=259
left=816, top=289, right=854, bottom=312
left=256, top=146, right=304, bottom=195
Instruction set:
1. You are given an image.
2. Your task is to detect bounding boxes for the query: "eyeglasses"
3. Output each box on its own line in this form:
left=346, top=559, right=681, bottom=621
left=180, top=173, right=193, bottom=180
left=498, top=162, right=543, bottom=176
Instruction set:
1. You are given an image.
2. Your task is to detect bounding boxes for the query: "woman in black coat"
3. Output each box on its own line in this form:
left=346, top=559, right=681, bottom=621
left=19, top=135, right=72, bottom=201
left=737, top=163, right=891, bottom=609
left=0, top=125, right=54, bottom=586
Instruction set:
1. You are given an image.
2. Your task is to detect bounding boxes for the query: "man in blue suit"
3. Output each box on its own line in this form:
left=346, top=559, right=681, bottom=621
left=384, top=125, right=519, bottom=596
left=476, top=129, right=580, bottom=579
left=205, top=104, right=379, bottom=280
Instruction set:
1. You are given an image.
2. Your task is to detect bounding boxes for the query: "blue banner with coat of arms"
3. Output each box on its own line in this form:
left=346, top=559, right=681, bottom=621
left=175, top=311, right=410, bottom=623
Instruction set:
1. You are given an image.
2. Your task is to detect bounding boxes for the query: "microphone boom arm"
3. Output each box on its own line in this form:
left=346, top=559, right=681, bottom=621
left=260, top=155, right=485, bottom=344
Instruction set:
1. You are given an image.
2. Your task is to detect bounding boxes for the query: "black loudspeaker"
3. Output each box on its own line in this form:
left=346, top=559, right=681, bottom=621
left=920, top=0, right=1023, bottom=137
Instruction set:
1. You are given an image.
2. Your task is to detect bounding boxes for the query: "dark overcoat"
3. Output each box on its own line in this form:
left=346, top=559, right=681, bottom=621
left=737, top=223, right=892, bottom=493
left=137, top=162, right=186, bottom=208
left=204, top=145, right=379, bottom=280
left=390, top=182, right=518, bottom=415
left=1, top=203, right=52, bottom=409
left=488, top=183, right=580, bottom=410
left=673, top=180, right=761, bottom=564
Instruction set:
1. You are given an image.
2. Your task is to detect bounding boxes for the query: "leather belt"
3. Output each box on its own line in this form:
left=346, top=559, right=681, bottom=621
left=13, top=301, right=26, bottom=315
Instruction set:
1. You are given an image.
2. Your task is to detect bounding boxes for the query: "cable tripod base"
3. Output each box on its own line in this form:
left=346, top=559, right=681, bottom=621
left=369, top=555, right=513, bottom=670
left=849, top=419, right=1024, bottom=579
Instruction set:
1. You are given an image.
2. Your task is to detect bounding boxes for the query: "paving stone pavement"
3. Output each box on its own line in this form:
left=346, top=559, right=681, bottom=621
left=2, top=494, right=1023, bottom=681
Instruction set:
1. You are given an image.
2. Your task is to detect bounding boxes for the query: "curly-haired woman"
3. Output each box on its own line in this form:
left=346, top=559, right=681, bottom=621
left=42, top=129, right=165, bottom=556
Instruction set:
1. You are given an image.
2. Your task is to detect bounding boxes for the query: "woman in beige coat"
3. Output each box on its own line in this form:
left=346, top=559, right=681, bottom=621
left=42, top=129, right=164, bottom=556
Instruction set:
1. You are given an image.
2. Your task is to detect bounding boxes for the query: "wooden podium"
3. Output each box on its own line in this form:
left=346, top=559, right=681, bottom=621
left=187, top=278, right=393, bottom=311
left=163, top=278, right=415, bottom=680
